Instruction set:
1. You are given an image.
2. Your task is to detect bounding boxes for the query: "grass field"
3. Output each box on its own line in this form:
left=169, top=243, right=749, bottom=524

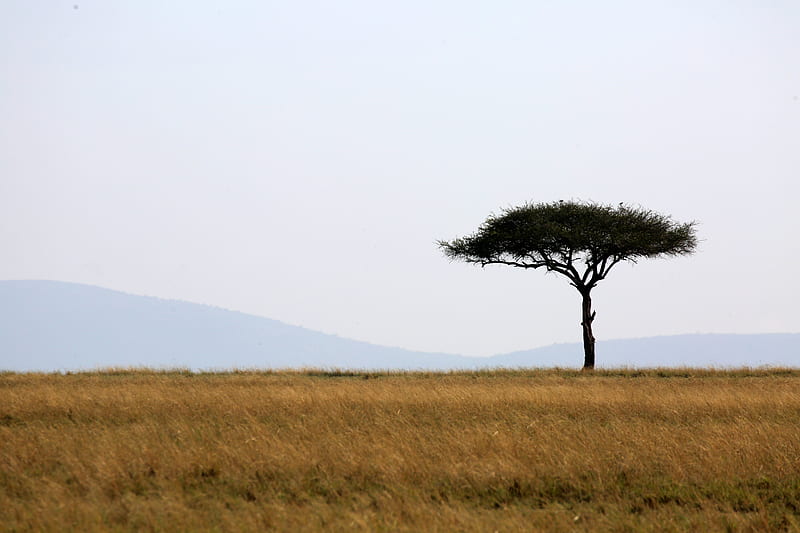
left=2, top=368, right=800, bottom=531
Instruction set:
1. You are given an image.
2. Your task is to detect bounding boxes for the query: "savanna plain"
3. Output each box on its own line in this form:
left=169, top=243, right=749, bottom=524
left=2, top=368, right=800, bottom=532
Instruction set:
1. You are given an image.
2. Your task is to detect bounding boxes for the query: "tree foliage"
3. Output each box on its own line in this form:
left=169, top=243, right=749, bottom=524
left=439, top=201, right=697, bottom=292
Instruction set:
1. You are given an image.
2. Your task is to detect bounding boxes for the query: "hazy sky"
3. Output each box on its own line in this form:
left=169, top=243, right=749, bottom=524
left=2, top=1, right=798, bottom=357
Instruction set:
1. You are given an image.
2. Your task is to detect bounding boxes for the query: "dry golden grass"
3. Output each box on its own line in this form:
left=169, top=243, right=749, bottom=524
left=2, top=368, right=800, bottom=532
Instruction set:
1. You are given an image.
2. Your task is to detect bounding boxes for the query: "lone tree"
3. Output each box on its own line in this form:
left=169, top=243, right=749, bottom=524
left=438, top=200, right=697, bottom=369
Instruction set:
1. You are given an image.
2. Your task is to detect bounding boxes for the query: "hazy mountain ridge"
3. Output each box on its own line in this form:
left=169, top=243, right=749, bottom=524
left=491, top=333, right=800, bottom=369
left=1, top=280, right=797, bottom=371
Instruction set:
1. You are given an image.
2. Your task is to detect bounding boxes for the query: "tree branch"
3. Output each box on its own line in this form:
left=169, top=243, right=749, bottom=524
left=598, top=256, right=622, bottom=279
left=580, top=264, right=593, bottom=285
left=475, top=258, right=548, bottom=269
left=539, top=250, right=581, bottom=284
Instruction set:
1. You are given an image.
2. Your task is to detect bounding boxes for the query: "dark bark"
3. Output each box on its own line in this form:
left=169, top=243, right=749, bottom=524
left=580, top=289, right=596, bottom=369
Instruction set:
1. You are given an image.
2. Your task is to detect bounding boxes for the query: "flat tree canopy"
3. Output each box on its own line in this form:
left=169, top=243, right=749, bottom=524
left=439, top=200, right=697, bottom=368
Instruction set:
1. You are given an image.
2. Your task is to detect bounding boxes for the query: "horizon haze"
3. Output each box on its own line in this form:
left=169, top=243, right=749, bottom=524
left=1, top=280, right=797, bottom=371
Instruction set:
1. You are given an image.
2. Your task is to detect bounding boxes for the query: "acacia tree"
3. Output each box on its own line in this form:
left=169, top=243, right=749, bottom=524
left=438, top=201, right=697, bottom=369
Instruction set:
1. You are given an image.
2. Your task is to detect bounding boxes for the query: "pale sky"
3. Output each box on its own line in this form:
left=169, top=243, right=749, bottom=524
left=2, top=1, right=798, bottom=357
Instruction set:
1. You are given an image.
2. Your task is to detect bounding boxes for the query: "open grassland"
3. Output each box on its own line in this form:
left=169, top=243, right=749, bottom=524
left=2, top=368, right=800, bottom=532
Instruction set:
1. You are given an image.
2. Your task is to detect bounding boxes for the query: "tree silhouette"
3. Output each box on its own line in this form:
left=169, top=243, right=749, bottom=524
left=439, top=200, right=698, bottom=368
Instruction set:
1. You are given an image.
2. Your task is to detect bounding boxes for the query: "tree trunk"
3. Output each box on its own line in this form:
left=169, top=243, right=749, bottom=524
left=580, top=289, right=596, bottom=369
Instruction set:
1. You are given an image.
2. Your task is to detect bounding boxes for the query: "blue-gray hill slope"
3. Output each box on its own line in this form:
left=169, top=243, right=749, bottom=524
left=1, top=280, right=797, bottom=371
left=0, top=280, right=470, bottom=371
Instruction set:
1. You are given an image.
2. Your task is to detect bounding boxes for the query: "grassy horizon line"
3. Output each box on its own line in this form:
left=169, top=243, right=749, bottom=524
left=3, top=366, right=799, bottom=379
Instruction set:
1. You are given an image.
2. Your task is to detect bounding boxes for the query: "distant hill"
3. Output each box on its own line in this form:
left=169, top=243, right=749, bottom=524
left=1, top=280, right=797, bottom=371
left=491, top=334, right=800, bottom=369
left=0, top=280, right=471, bottom=371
